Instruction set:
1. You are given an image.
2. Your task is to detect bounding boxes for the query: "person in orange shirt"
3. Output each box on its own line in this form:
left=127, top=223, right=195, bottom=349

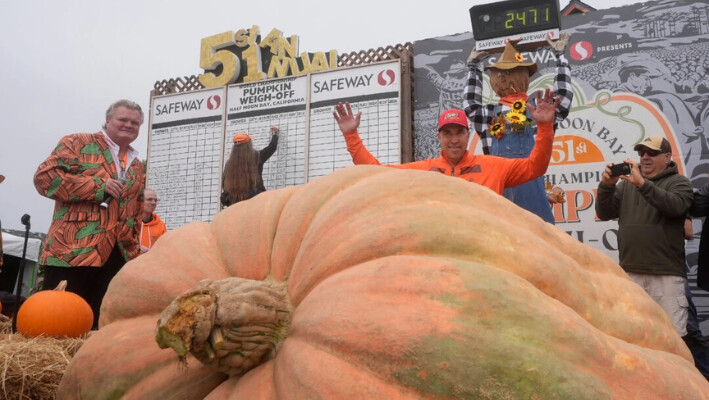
left=139, top=188, right=166, bottom=254
left=333, top=89, right=561, bottom=195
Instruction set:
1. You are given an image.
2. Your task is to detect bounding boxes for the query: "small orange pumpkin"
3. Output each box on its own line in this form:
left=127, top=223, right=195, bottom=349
left=17, top=280, right=93, bottom=338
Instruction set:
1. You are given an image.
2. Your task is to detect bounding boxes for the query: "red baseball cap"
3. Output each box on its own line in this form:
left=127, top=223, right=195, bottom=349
left=438, top=109, right=469, bottom=130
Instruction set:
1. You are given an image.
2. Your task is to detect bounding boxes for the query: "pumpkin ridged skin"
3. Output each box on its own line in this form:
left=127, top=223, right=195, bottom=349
left=281, top=256, right=706, bottom=399
left=99, top=222, right=232, bottom=324
left=275, top=168, right=686, bottom=357
left=58, top=166, right=709, bottom=399
left=17, top=280, right=93, bottom=338
left=58, top=316, right=226, bottom=399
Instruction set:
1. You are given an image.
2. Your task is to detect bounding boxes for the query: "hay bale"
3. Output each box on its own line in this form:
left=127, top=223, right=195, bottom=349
left=0, top=314, right=89, bottom=400
left=0, top=314, right=11, bottom=335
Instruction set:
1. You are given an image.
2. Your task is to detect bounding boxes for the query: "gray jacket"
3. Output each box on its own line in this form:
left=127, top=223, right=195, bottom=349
left=595, top=161, right=692, bottom=277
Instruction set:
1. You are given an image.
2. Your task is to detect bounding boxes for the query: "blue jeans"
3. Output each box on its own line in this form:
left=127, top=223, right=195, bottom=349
left=684, top=283, right=709, bottom=380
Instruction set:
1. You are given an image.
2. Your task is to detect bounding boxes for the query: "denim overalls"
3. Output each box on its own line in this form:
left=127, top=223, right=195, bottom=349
left=490, top=104, right=554, bottom=224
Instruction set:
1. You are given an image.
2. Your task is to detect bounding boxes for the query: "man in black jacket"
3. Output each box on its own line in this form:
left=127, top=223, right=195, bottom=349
left=596, top=136, right=693, bottom=338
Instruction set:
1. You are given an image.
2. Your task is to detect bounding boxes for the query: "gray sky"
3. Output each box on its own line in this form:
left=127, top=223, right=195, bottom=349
left=0, top=0, right=640, bottom=233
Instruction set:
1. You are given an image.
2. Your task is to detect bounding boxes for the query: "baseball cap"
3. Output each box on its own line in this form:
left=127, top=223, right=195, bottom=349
left=438, top=109, right=469, bottom=130
left=233, top=133, right=252, bottom=144
left=633, top=136, right=671, bottom=153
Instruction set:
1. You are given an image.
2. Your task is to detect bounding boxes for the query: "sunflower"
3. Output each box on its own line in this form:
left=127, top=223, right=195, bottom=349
left=512, top=100, right=526, bottom=113
left=490, top=122, right=505, bottom=137
left=515, top=53, right=524, bottom=63
left=506, top=111, right=527, bottom=124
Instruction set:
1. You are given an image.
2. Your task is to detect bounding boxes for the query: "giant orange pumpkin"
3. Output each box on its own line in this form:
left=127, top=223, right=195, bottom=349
left=58, top=166, right=709, bottom=399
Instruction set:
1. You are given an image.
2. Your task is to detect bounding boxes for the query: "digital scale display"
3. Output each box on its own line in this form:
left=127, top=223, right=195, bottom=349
left=470, top=0, right=561, bottom=51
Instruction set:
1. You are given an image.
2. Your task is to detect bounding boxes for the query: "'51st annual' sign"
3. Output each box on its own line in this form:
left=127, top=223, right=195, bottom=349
left=199, top=25, right=338, bottom=88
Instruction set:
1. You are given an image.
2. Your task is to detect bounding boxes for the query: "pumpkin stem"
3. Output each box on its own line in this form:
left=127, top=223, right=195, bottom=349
left=210, top=328, right=225, bottom=351
left=55, top=280, right=68, bottom=292
left=155, top=277, right=292, bottom=377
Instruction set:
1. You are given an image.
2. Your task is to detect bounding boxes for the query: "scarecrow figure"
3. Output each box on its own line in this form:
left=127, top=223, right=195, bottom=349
left=463, top=34, right=572, bottom=223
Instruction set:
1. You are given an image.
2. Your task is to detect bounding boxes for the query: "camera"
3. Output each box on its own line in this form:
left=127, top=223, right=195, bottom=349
left=609, top=162, right=631, bottom=177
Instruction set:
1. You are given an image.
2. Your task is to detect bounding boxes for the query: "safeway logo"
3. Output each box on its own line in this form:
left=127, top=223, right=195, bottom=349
left=377, top=70, right=396, bottom=86
left=207, top=95, right=221, bottom=110
left=570, top=42, right=593, bottom=61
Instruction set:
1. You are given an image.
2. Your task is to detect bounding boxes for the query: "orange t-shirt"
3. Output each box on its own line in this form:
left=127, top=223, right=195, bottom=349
left=343, top=121, right=554, bottom=195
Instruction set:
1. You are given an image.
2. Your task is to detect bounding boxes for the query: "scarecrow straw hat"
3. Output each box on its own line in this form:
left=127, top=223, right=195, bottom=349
left=484, top=39, right=538, bottom=76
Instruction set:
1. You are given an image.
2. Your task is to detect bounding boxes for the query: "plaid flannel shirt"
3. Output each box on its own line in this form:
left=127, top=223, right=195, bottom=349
left=463, top=51, right=572, bottom=155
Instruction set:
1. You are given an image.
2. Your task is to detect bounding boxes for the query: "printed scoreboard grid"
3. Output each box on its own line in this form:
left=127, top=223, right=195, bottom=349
left=308, top=62, right=401, bottom=181
left=147, top=60, right=401, bottom=230
left=225, top=76, right=308, bottom=190
left=147, top=88, right=225, bottom=230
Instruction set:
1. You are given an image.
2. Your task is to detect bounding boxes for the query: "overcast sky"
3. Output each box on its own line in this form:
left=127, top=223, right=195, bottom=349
left=0, top=0, right=641, bottom=234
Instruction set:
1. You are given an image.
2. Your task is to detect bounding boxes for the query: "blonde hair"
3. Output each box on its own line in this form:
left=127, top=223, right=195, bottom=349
left=222, top=141, right=260, bottom=204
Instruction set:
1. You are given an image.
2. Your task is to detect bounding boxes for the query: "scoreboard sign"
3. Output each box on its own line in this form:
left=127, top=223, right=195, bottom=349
left=148, top=61, right=402, bottom=230
left=470, top=0, right=561, bottom=52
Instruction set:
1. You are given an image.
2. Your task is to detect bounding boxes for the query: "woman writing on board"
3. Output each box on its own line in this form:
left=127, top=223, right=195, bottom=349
left=220, top=126, right=279, bottom=207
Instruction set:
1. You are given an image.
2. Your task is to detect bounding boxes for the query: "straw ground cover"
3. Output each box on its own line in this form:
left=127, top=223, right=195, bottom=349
left=0, top=314, right=89, bottom=400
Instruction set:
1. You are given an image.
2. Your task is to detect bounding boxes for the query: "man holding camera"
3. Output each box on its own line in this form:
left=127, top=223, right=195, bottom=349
left=596, top=136, right=692, bottom=340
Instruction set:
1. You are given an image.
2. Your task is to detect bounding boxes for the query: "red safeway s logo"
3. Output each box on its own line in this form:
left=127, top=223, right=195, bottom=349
left=378, top=70, right=396, bottom=86
left=570, top=42, right=593, bottom=61
left=207, top=95, right=221, bottom=110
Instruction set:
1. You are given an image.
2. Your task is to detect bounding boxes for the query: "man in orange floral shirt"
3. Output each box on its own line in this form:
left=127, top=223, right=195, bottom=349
left=34, top=100, right=145, bottom=329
